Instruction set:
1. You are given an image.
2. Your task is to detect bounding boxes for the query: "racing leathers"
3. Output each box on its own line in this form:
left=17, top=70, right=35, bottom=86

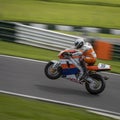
left=70, top=42, right=97, bottom=81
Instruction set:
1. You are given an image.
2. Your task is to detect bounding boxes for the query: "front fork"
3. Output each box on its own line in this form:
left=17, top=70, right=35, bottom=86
left=52, top=60, right=61, bottom=70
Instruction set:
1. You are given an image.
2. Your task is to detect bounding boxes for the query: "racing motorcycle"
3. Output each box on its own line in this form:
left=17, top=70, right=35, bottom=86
left=44, top=49, right=111, bottom=95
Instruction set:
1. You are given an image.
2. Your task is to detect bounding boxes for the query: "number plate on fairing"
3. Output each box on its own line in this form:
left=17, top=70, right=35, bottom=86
left=98, top=63, right=111, bottom=69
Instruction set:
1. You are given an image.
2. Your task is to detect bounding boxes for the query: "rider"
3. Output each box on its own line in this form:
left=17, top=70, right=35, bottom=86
left=69, top=37, right=97, bottom=81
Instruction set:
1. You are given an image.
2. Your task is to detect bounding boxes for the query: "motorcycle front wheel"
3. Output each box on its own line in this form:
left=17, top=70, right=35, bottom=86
left=44, top=62, right=62, bottom=79
left=85, top=74, right=105, bottom=95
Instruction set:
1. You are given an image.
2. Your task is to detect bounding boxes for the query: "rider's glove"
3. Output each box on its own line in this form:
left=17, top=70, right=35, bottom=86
left=63, top=52, right=72, bottom=58
left=68, top=52, right=72, bottom=56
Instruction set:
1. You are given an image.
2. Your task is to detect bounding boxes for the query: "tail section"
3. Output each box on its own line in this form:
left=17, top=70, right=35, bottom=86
left=87, top=63, right=111, bottom=71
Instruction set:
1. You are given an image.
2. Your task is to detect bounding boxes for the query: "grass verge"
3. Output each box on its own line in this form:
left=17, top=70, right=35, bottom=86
left=0, top=40, right=120, bottom=73
left=0, top=40, right=58, bottom=61
left=0, top=0, right=120, bottom=29
left=40, top=0, right=120, bottom=7
left=0, top=93, right=116, bottom=120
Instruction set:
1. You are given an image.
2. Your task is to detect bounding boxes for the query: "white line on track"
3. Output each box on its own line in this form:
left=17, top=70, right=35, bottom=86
left=0, top=54, right=47, bottom=63
left=88, top=110, right=120, bottom=120
left=0, top=90, right=120, bottom=119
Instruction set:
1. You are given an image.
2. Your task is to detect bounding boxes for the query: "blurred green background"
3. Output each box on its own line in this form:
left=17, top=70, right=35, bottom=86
left=0, top=0, right=120, bottom=29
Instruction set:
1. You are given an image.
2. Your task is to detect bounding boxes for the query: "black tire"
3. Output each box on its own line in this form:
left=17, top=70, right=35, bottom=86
left=44, top=62, right=62, bottom=80
left=85, top=74, right=105, bottom=95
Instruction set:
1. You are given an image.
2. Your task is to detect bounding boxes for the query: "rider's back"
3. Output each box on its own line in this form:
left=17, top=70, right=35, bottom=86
left=80, top=42, right=97, bottom=65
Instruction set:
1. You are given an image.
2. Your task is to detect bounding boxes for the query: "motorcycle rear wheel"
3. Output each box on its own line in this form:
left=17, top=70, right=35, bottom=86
left=85, top=74, right=105, bottom=95
left=44, top=62, right=62, bottom=79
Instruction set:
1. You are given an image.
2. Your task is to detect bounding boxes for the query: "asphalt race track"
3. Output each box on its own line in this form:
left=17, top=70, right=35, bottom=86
left=0, top=55, right=120, bottom=115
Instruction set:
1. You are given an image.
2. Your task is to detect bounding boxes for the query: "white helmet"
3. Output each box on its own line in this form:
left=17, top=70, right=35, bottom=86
left=74, top=38, right=85, bottom=49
